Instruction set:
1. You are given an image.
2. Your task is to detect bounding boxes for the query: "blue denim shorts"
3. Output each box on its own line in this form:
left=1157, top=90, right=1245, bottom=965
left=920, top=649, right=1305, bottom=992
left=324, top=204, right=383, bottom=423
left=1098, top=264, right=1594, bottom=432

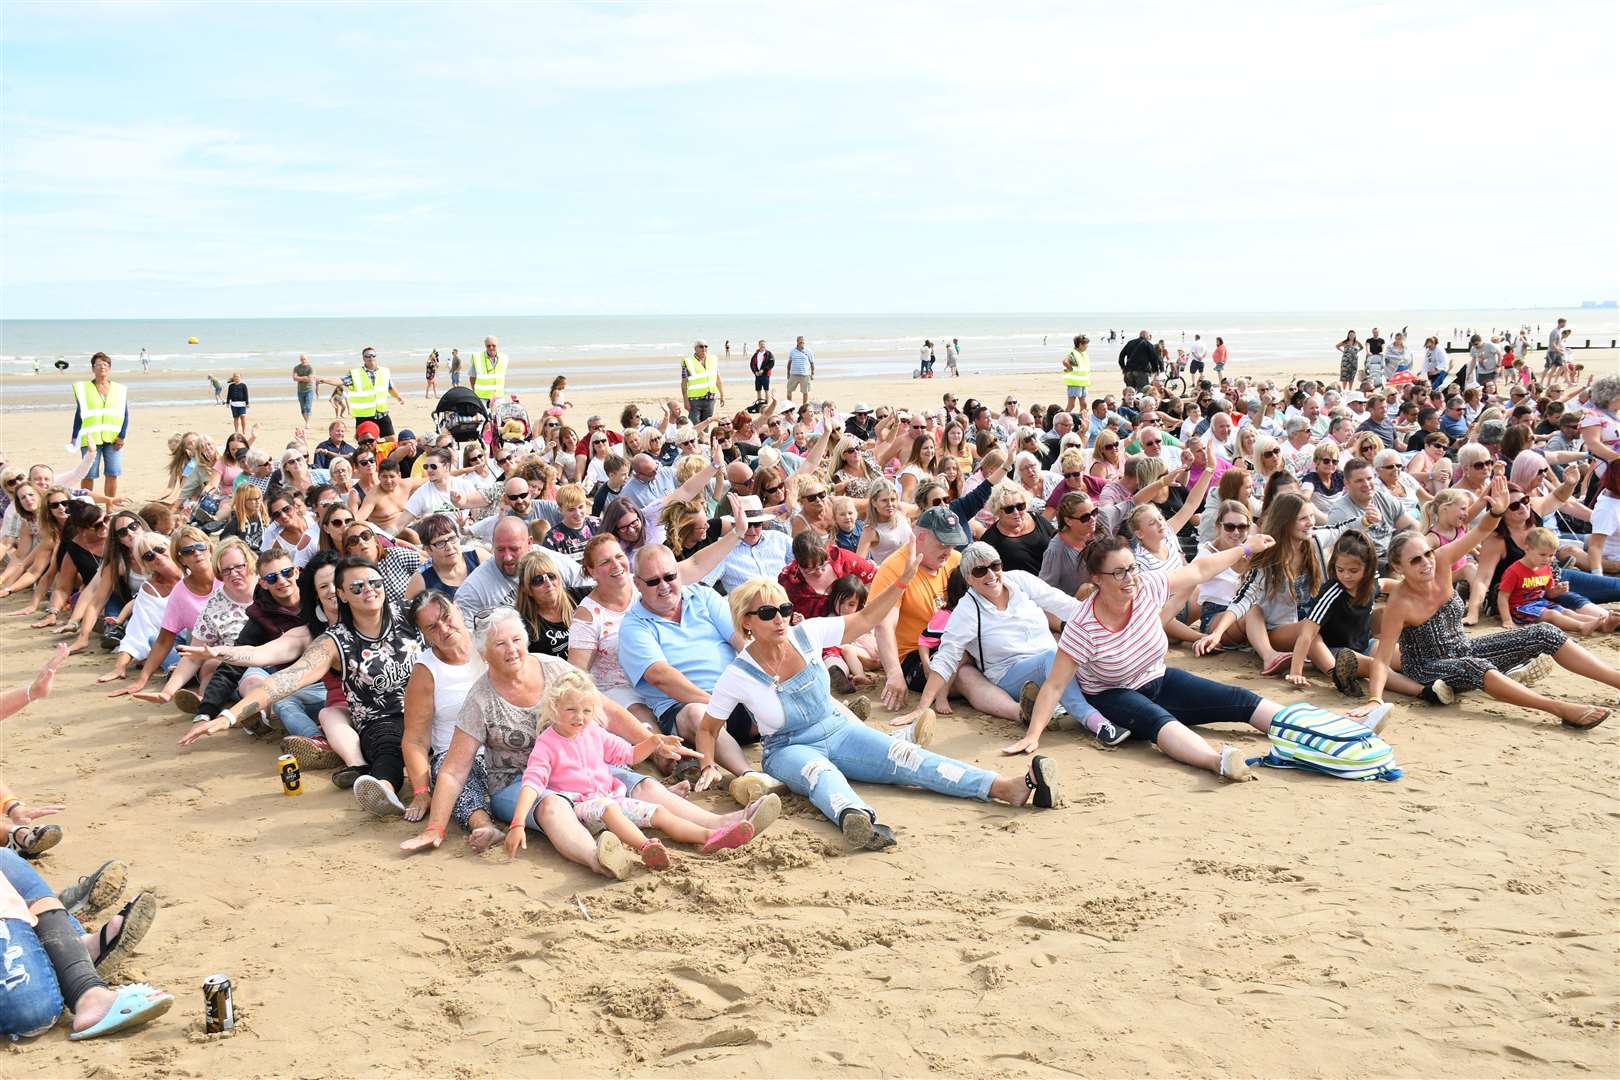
left=83, top=442, right=122, bottom=479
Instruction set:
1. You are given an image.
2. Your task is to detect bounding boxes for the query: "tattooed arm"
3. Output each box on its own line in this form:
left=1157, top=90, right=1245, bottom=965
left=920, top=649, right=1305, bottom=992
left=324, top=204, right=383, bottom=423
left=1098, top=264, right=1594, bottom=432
left=178, top=636, right=337, bottom=747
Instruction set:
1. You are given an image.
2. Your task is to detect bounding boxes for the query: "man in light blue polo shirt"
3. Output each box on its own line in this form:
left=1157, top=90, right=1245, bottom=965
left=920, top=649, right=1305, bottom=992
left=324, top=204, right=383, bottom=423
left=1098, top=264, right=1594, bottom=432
left=617, top=544, right=754, bottom=777
left=785, top=335, right=815, bottom=406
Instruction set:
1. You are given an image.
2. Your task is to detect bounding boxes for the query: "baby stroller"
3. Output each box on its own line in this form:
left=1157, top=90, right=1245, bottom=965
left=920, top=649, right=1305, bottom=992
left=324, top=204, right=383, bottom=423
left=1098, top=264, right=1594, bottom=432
left=490, top=396, right=533, bottom=451
left=431, top=386, right=491, bottom=444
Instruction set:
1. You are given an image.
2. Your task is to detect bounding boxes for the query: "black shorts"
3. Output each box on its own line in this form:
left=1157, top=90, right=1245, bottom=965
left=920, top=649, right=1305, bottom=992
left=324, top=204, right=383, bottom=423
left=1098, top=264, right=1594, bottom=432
left=754, top=373, right=771, bottom=392
left=900, top=650, right=930, bottom=691
left=1188, top=359, right=1204, bottom=374
left=658, top=702, right=758, bottom=746
left=367, top=412, right=396, bottom=437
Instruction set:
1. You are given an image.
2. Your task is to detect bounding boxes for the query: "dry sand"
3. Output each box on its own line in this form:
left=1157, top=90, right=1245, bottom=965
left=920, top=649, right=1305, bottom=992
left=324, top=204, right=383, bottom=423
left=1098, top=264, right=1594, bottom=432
left=2, top=354, right=1617, bottom=1077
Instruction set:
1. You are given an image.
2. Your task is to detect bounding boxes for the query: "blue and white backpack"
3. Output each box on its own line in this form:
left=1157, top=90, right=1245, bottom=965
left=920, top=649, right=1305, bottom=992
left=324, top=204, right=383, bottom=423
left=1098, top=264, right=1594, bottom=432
left=1249, top=703, right=1403, bottom=781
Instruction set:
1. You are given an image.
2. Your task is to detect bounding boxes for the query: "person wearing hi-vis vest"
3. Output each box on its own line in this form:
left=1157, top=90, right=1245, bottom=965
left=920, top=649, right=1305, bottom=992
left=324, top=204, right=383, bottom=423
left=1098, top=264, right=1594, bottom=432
left=341, top=346, right=405, bottom=437
left=1062, top=334, right=1091, bottom=412
left=70, top=351, right=129, bottom=499
left=469, top=335, right=508, bottom=403
left=680, top=339, right=725, bottom=423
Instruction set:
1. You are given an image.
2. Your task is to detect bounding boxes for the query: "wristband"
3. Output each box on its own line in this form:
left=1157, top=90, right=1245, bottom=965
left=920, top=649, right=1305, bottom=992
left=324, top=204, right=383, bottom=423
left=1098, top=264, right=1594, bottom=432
left=219, top=708, right=237, bottom=728
left=1241, top=544, right=1252, bottom=558
left=413, top=786, right=429, bottom=796
left=23, top=685, right=32, bottom=703
left=422, top=824, right=445, bottom=839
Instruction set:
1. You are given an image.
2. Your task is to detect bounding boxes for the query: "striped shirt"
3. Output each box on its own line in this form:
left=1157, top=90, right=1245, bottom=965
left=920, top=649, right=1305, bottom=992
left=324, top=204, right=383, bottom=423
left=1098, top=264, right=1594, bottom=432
left=1057, top=569, right=1170, bottom=695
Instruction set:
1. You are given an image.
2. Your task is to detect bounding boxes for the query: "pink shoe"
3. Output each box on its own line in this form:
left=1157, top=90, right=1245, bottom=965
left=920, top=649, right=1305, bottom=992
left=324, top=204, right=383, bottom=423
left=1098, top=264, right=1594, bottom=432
left=700, top=819, right=755, bottom=853
left=639, top=840, right=671, bottom=870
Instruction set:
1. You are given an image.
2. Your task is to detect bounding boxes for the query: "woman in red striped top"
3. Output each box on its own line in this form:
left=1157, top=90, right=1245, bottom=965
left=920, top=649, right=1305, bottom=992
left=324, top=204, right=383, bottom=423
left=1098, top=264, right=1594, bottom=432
left=1004, top=535, right=1391, bottom=780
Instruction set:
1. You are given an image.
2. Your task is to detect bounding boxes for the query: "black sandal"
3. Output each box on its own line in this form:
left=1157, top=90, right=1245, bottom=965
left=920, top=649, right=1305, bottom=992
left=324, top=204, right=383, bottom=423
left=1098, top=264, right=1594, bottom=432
left=1024, top=755, right=1059, bottom=809
left=8, top=823, right=63, bottom=858
left=94, top=892, right=157, bottom=971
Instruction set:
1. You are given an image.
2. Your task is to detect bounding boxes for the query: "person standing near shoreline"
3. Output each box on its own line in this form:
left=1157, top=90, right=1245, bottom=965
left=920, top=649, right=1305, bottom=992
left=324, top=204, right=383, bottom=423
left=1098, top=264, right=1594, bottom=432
left=425, top=350, right=440, bottom=399
left=345, top=347, right=405, bottom=437
left=945, top=338, right=961, bottom=377
left=1062, top=335, right=1090, bottom=411
left=449, top=348, right=463, bottom=388
left=786, top=336, right=815, bottom=406
left=291, top=354, right=317, bottom=424
left=681, top=340, right=724, bottom=422
left=749, top=340, right=774, bottom=403
left=225, top=373, right=250, bottom=435
left=139, top=347, right=150, bottom=372
left=69, top=351, right=128, bottom=501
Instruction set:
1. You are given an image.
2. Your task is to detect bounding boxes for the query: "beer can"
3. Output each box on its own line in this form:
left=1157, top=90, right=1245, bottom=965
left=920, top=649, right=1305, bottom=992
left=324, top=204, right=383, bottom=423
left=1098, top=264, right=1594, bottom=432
left=278, top=753, right=302, bottom=796
left=203, top=974, right=234, bottom=1033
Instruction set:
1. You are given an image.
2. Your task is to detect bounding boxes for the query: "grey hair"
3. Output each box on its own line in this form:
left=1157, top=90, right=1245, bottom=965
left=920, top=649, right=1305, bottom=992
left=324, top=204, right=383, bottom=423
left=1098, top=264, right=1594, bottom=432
left=1013, top=451, right=1043, bottom=472
left=1284, top=416, right=1309, bottom=435
left=1590, top=375, right=1620, bottom=410
left=473, top=605, right=526, bottom=653
left=958, top=541, right=1001, bottom=576
left=407, top=588, right=457, bottom=628
left=633, top=543, right=676, bottom=575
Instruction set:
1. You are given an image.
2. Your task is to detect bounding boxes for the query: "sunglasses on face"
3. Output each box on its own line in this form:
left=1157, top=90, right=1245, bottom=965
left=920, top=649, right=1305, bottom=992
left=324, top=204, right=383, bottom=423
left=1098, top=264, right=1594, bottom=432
left=1507, top=500, right=1528, bottom=513
left=424, top=462, right=440, bottom=472
left=344, top=534, right=372, bottom=548
left=802, top=491, right=827, bottom=503
left=506, top=491, right=531, bottom=502
left=261, top=567, right=297, bottom=584
left=638, top=571, right=678, bottom=587
left=1470, top=461, right=1488, bottom=470
left=327, top=515, right=353, bottom=529
left=1262, top=449, right=1279, bottom=458
left=115, top=522, right=140, bottom=538
left=1063, top=470, right=1084, bottom=480
left=968, top=560, right=1003, bottom=578
left=1406, top=549, right=1436, bottom=567
left=140, top=547, right=165, bottom=561
left=529, top=572, right=560, bottom=585
left=355, top=457, right=375, bottom=466
left=749, top=603, right=796, bottom=621
left=48, top=501, right=69, bottom=510
left=762, top=484, right=784, bottom=496
left=1221, top=521, right=1249, bottom=533
left=346, top=576, right=385, bottom=595
left=178, top=543, right=209, bottom=557
left=999, top=503, right=1026, bottom=515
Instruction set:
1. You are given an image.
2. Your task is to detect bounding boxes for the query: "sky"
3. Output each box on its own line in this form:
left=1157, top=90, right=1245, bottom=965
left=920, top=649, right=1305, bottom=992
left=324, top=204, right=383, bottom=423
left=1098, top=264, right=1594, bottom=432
left=2, top=0, right=1616, bottom=319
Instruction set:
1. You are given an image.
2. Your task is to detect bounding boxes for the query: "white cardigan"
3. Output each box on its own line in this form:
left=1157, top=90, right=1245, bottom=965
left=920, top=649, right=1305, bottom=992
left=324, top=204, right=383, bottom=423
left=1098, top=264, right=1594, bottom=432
left=928, top=570, right=1080, bottom=685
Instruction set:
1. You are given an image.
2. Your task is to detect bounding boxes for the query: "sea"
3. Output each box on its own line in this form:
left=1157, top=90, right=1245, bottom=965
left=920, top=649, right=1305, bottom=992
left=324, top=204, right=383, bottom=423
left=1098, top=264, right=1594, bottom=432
left=2, top=309, right=1615, bottom=411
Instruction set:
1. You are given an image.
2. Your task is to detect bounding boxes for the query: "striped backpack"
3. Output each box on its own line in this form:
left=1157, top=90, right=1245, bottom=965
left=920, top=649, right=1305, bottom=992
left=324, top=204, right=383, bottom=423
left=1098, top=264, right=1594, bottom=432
left=1249, top=703, right=1403, bottom=781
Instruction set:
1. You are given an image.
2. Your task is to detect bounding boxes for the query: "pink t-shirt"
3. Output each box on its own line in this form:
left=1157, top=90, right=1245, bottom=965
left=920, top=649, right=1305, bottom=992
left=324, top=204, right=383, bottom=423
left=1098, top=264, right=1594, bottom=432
left=161, top=578, right=221, bottom=635
left=520, top=722, right=634, bottom=800
left=1056, top=569, right=1171, bottom=695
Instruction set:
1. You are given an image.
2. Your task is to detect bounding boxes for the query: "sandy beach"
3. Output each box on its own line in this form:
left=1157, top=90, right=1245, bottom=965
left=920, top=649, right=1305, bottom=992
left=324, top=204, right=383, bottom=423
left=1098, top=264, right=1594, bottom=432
left=2, top=354, right=1617, bottom=1077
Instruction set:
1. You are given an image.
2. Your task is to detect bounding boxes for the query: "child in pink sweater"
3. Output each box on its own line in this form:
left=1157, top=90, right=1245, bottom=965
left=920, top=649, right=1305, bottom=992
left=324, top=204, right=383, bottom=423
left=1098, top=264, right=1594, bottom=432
left=503, top=671, right=756, bottom=871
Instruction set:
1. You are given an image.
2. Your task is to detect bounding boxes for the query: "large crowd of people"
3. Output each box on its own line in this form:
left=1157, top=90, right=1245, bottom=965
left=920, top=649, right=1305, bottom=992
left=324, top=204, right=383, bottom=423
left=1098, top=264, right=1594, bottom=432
left=4, top=329, right=1618, bottom=1042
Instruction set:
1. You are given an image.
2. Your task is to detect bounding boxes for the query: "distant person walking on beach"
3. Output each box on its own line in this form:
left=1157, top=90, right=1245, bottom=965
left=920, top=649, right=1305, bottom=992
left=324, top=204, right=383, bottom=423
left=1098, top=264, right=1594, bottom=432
left=1212, top=336, right=1228, bottom=378
left=1062, top=335, right=1090, bottom=410
left=207, top=374, right=223, bottom=404
left=225, top=373, right=250, bottom=435
left=139, top=347, right=150, bottom=372
left=345, top=347, right=405, bottom=436
left=749, top=340, right=774, bottom=403
left=945, top=338, right=960, bottom=377
left=69, top=351, right=128, bottom=501
left=786, top=336, right=815, bottom=405
left=291, top=354, right=317, bottom=423
left=425, top=350, right=440, bottom=399
left=1187, top=334, right=1207, bottom=377
left=1545, top=317, right=1569, bottom=381
left=1335, top=331, right=1362, bottom=392
left=469, top=336, right=508, bottom=403
left=1118, top=330, right=1159, bottom=391
left=680, top=340, right=724, bottom=422
left=449, top=348, right=463, bottom=387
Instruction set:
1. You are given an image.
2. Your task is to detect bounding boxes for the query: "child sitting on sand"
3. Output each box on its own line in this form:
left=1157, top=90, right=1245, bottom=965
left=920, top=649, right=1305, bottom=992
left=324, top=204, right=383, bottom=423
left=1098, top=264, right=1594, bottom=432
left=824, top=575, right=879, bottom=694
left=503, top=670, right=757, bottom=872
left=831, top=496, right=863, bottom=554
left=1496, top=527, right=1620, bottom=636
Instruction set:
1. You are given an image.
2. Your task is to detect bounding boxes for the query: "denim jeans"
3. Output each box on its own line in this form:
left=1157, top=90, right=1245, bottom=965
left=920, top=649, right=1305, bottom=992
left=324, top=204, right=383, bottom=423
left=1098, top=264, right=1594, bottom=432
left=1087, top=667, right=1262, bottom=743
left=489, top=765, right=648, bottom=831
left=751, top=625, right=995, bottom=826
left=993, top=648, right=1101, bottom=729
left=244, top=667, right=326, bottom=737
left=1558, top=568, right=1620, bottom=605
left=0, top=849, right=82, bottom=1039
left=296, top=387, right=315, bottom=421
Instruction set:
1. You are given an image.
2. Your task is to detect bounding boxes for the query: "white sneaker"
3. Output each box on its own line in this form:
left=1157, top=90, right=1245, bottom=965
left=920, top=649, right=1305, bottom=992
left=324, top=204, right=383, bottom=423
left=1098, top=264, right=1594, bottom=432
left=1218, top=746, right=1255, bottom=782
left=893, top=709, right=936, bottom=748
left=354, top=775, right=405, bottom=817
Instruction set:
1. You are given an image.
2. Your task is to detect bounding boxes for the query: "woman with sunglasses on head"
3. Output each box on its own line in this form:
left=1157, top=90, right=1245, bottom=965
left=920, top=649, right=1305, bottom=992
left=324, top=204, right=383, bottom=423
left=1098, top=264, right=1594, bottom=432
left=893, top=542, right=1121, bottom=748
left=1371, top=476, right=1618, bottom=730
left=183, top=556, right=423, bottom=811
left=95, top=532, right=182, bottom=686
left=1010, top=531, right=1391, bottom=776
left=107, top=526, right=219, bottom=699
left=694, top=553, right=1061, bottom=853
left=828, top=435, right=880, bottom=500
left=59, top=509, right=147, bottom=654
left=532, top=417, right=576, bottom=483
left=132, top=538, right=256, bottom=707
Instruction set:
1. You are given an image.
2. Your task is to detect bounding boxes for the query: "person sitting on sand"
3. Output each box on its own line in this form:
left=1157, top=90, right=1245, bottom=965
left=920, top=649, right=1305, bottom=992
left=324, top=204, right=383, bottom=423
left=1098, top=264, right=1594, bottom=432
left=1368, top=479, right=1620, bottom=730
left=131, top=537, right=255, bottom=708
left=692, top=559, right=1061, bottom=851
left=106, top=526, right=219, bottom=700
left=400, top=607, right=772, bottom=879
left=503, top=669, right=766, bottom=871
left=1007, top=533, right=1394, bottom=780
left=355, top=458, right=426, bottom=540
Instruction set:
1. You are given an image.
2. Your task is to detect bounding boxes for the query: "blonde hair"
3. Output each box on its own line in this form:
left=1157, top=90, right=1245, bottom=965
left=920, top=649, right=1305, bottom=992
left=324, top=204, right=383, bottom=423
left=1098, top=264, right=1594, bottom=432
left=539, top=668, right=600, bottom=732
left=1523, top=526, right=1557, bottom=552
left=213, top=536, right=255, bottom=576
left=795, top=472, right=826, bottom=499
left=727, top=577, right=790, bottom=629
left=556, top=483, right=587, bottom=511
left=863, top=478, right=900, bottom=526
left=674, top=453, right=708, bottom=485
left=658, top=500, right=708, bottom=558
left=1058, top=448, right=1085, bottom=474
left=515, top=548, right=577, bottom=630
left=168, top=524, right=211, bottom=559
left=987, top=480, right=1027, bottom=514
left=1420, top=487, right=1470, bottom=533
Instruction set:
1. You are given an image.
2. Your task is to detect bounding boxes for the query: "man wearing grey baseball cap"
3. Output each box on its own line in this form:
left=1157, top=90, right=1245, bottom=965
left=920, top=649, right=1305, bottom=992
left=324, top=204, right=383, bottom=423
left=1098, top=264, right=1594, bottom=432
left=870, top=506, right=1017, bottom=718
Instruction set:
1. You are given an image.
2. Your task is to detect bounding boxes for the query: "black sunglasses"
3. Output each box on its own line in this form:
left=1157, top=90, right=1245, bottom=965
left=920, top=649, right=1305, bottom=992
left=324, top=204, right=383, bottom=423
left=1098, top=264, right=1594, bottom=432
left=638, top=571, right=678, bottom=587
left=968, top=560, right=1003, bottom=578
left=345, top=576, right=385, bottom=595
left=261, top=567, right=298, bottom=584
left=749, top=603, right=796, bottom=621
left=999, top=503, right=1027, bottom=514
left=140, top=548, right=164, bottom=562
left=115, top=522, right=140, bottom=538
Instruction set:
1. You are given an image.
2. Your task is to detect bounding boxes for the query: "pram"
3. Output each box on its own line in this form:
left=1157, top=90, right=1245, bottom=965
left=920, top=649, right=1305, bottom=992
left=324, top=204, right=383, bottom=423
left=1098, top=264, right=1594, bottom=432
left=490, top=396, right=533, bottom=449
left=431, top=386, right=491, bottom=444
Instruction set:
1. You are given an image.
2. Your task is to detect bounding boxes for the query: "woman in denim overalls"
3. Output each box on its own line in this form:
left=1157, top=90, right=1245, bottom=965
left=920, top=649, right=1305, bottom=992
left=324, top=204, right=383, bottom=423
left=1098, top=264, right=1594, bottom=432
left=694, top=553, right=1059, bottom=852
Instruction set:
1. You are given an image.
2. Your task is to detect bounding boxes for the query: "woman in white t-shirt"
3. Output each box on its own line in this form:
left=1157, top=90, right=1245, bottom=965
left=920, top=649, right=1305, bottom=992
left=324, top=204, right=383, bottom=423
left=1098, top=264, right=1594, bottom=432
left=692, top=547, right=1060, bottom=852
left=1005, top=534, right=1391, bottom=781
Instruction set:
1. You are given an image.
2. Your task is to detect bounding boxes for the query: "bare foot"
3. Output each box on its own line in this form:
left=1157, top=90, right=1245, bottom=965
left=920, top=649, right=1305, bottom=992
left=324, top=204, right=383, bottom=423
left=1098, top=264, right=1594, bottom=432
left=467, top=825, right=503, bottom=853
left=96, top=669, right=128, bottom=684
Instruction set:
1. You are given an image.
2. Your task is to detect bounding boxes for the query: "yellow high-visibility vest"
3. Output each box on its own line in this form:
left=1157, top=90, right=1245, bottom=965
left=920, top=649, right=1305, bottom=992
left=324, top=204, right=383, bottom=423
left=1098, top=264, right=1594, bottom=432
left=73, top=380, right=127, bottom=447
left=349, top=366, right=391, bottom=417
left=683, top=354, right=716, bottom=398
left=471, top=350, right=507, bottom=401
left=1063, top=348, right=1090, bottom=389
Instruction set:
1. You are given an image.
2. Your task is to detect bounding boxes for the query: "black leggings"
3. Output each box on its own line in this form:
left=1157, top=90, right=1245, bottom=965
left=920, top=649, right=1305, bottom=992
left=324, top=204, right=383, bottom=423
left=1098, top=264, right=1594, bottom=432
left=359, top=722, right=405, bottom=791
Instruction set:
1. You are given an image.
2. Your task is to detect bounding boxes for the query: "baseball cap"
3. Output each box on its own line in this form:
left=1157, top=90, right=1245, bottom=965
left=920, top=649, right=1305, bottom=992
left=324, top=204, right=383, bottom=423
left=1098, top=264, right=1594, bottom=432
left=916, top=507, right=970, bottom=548
left=398, top=428, right=417, bottom=441
left=355, top=421, right=381, bottom=440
